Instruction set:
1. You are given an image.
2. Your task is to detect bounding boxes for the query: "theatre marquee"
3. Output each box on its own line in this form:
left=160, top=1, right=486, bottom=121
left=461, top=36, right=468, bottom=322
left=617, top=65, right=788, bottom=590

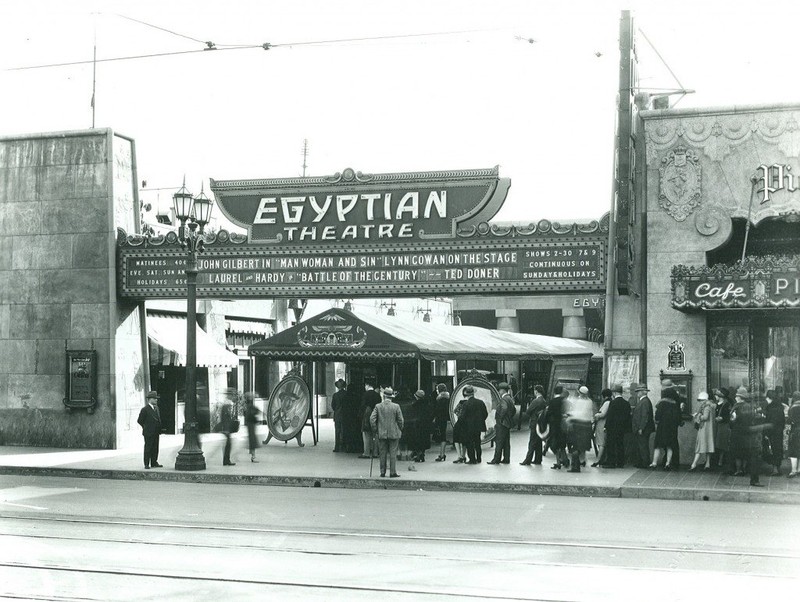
left=118, top=222, right=607, bottom=299
left=118, top=166, right=609, bottom=300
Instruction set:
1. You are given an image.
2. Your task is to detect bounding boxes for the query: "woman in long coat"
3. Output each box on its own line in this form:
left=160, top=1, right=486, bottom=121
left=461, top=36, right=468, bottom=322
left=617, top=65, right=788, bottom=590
left=650, top=388, right=682, bottom=470
left=432, top=384, right=451, bottom=462
left=407, top=390, right=432, bottom=462
left=591, top=389, right=612, bottom=467
left=243, top=393, right=262, bottom=463
left=689, top=392, right=715, bottom=470
left=713, top=388, right=732, bottom=469
left=451, top=395, right=469, bottom=464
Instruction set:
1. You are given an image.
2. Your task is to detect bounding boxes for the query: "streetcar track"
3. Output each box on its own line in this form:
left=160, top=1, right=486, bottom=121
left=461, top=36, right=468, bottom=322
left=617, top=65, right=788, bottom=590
left=1, top=531, right=793, bottom=582
left=0, top=561, right=556, bottom=602
left=2, top=513, right=798, bottom=561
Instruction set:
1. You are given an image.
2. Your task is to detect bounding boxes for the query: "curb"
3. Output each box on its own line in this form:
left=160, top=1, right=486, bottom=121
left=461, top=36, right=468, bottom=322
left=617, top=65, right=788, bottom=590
left=619, top=485, right=800, bottom=505
left=0, top=465, right=620, bottom=497
left=3, top=465, right=800, bottom=503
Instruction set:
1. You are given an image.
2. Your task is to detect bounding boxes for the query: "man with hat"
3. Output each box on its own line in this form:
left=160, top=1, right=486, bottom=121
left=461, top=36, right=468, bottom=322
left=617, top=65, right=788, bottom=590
left=729, top=386, right=769, bottom=486
left=137, top=391, right=163, bottom=469
left=461, top=385, right=489, bottom=464
left=370, top=387, right=404, bottom=477
left=488, top=382, right=516, bottom=464
left=545, top=385, right=569, bottom=469
left=564, top=385, right=594, bottom=472
left=602, top=383, right=631, bottom=468
left=408, top=389, right=432, bottom=462
left=631, top=382, right=655, bottom=469
left=331, top=378, right=348, bottom=452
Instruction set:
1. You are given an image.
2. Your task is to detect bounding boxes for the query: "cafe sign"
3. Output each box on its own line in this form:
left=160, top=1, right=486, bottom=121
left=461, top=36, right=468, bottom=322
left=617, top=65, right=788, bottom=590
left=671, top=256, right=800, bottom=310
left=209, top=166, right=511, bottom=244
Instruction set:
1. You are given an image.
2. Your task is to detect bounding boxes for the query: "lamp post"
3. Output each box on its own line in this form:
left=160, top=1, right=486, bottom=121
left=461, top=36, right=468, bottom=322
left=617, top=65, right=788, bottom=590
left=173, top=181, right=214, bottom=471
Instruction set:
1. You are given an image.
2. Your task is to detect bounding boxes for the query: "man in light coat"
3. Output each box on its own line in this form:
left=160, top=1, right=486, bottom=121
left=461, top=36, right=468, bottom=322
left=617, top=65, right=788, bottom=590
left=564, top=385, right=594, bottom=472
left=370, top=387, right=404, bottom=478
left=631, top=383, right=655, bottom=468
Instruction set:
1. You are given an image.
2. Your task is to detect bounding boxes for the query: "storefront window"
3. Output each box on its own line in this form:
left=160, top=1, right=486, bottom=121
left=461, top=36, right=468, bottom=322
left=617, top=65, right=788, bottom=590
left=709, top=322, right=800, bottom=401
left=756, top=326, right=799, bottom=402
left=708, top=325, right=749, bottom=393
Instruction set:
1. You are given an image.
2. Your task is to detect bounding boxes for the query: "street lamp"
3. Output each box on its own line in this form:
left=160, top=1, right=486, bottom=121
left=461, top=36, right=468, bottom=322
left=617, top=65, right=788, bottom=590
left=173, top=180, right=213, bottom=471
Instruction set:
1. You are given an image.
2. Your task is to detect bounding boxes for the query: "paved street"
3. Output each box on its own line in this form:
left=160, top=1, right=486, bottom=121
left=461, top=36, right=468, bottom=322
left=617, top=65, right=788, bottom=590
left=1, top=474, right=798, bottom=601
left=2, top=421, right=798, bottom=504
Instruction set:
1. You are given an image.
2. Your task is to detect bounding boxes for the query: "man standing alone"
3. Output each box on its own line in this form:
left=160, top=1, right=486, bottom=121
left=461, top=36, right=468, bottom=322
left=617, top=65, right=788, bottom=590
left=220, top=397, right=236, bottom=466
left=461, top=385, right=489, bottom=464
left=137, top=391, right=163, bottom=469
left=331, top=379, right=348, bottom=452
left=603, top=383, right=631, bottom=468
left=520, top=384, right=547, bottom=465
left=370, top=387, right=404, bottom=477
left=488, top=382, right=516, bottom=464
left=631, top=383, right=655, bottom=468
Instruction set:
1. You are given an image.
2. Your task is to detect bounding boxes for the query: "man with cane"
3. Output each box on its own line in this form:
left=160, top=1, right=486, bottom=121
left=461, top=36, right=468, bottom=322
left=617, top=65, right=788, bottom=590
left=370, top=387, right=404, bottom=478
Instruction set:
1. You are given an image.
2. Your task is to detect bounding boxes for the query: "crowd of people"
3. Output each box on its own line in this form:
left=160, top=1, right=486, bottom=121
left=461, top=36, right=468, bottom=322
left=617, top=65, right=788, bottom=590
left=320, top=377, right=800, bottom=484
left=166, top=377, right=800, bottom=484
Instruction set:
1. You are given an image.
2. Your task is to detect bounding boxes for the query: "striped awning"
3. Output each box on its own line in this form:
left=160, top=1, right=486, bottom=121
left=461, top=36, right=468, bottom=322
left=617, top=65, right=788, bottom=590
left=225, top=318, right=273, bottom=336
left=248, top=307, right=603, bottom=362
left=147, top=313, right=239, bottom=368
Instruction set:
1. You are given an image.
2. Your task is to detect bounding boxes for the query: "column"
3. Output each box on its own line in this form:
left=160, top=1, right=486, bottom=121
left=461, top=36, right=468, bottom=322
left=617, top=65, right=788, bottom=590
left=562, top=307, right=587, bottom=339
left=496, top=309, right=520, bottom=378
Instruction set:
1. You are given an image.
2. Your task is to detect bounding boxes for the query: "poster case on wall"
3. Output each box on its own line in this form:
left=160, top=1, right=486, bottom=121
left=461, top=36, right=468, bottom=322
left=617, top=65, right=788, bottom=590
left=604, top=349, right=642, bottom=393
left=64, top=350, right=97, bottom=413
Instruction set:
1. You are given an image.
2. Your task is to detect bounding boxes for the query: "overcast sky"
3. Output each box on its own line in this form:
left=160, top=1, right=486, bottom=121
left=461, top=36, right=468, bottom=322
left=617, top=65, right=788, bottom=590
left=3, top=0, right=800, bottom=229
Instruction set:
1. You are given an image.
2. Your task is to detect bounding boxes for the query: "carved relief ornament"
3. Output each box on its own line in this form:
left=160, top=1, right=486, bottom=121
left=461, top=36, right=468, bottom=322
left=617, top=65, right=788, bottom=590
left=659, top=146, right=702, bottom=222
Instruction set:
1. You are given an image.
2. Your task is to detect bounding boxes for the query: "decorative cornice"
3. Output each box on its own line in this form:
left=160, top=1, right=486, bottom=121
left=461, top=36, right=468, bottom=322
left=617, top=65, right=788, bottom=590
left=209, top=166, right=500, bottom=191
left=117, top=228, right=248, bottom=248
left=672, top=255, right=800, bottom=279
left=456, top=217, right=608, bottom=239
left=118, top=218, right=609, bottom=249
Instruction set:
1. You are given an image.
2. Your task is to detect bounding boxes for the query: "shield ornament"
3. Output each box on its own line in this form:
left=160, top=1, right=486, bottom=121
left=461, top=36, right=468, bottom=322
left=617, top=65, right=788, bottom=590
left=659, top=146, right=702, bottom=221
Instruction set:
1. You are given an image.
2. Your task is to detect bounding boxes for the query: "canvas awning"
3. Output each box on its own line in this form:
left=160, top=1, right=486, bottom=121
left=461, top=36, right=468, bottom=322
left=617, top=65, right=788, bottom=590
left=248, top=308, right=602, bottom=362
left=147, top=313, right=240, bottom=368
left=225, top=318, right=273, bottom=336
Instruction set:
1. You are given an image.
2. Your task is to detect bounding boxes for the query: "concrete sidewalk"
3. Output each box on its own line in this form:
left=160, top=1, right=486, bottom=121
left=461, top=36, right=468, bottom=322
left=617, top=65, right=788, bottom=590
left=1, top=421, right=798, bottom=504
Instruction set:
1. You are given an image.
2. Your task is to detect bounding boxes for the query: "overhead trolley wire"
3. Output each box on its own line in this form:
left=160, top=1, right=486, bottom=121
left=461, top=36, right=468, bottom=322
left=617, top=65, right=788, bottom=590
left=3, top=28, right=498, bottom=72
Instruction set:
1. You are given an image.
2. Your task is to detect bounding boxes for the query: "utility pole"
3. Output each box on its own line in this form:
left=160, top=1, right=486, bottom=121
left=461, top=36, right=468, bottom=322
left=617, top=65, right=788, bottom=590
left=301, top=139, right=309, bottom=177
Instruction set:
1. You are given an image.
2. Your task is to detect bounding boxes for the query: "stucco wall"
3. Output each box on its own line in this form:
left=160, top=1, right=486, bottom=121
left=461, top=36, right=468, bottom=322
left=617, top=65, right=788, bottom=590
left=0, top=129, right=142, bottom=448
left=642, top=103, right=800, bottom=456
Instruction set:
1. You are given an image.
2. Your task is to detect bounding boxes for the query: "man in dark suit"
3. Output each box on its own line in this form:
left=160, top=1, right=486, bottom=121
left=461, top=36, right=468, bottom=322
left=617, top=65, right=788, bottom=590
left=137, top=391, right=163, bottom=469
left=461, top=385, right=488, bottom=464
left=220, top=398, right=236, bottom=466
left=631, top=383, right=655, bottom=468
left=331, top=379, right=348, bottom=452
left=603, top=383, right=632, bottom=468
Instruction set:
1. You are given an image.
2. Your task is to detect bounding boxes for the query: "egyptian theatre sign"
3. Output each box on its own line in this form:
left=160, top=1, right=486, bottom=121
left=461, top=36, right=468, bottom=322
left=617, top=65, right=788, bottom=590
left=118, top=167, right=607, bottom=299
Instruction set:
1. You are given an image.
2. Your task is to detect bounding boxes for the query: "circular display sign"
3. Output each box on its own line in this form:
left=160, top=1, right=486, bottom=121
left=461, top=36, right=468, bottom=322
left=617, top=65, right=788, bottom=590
left=266, top=375, right=311, bottom=441
left=450, top=377, right=501, bottom=445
